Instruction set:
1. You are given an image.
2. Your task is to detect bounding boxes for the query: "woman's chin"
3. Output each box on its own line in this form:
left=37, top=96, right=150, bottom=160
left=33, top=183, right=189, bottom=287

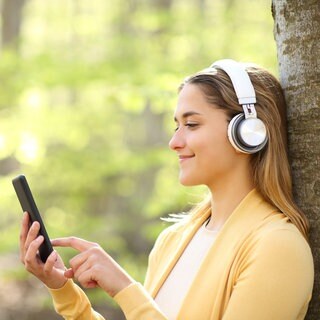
left=179, top=176, right=199, bottom=187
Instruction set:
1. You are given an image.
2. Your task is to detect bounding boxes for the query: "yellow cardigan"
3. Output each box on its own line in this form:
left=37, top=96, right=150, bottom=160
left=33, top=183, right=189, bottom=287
left=50, top=189, right=314, bottom=319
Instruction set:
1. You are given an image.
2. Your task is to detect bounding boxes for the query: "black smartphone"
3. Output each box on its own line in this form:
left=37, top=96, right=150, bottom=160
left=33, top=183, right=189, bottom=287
left=12, top=174, right=53, bottom=263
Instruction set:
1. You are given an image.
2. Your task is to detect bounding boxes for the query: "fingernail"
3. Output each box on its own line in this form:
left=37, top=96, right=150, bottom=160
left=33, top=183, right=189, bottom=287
left=51, top=251, right=57, bottom=261
left=31, top=222, right=38, bottom=229
left=50, top=250, right=57, bottom=257
left=64, top=268, right=74, bottom=278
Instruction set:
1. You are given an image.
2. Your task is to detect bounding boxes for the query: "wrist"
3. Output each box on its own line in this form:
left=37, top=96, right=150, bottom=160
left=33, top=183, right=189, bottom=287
left=108, top=275, right=134, bottom=298
left=45, top=277, right=68, bottom=290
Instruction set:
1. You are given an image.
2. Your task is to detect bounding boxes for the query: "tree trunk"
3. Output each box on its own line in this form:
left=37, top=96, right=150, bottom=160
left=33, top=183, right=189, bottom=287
left=272, top=0, right=320, bottom=318
left=1, top=0, right=26, bottom=51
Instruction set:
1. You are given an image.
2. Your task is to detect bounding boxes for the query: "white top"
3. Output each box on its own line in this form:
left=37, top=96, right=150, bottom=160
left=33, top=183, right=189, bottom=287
left=155, top=222, right=219, bottom=320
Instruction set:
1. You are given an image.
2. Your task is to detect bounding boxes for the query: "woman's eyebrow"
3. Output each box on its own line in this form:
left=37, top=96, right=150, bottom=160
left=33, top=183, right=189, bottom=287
left=174, top=111, right=202, bottom=122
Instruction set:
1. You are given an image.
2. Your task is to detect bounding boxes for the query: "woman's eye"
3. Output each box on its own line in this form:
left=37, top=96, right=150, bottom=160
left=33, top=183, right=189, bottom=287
left=186, top=123, right=198, bottom=128
left=174, top=123, right=199, bottom=131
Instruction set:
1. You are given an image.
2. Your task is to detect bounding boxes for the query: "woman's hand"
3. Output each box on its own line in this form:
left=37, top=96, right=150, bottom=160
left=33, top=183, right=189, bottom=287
left=52, top=237, right=134, bottom=297
left=20, top=212, right=68, bottom=289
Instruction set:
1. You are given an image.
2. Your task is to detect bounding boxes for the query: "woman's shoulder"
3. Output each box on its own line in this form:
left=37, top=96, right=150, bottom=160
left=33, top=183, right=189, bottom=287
left=249, top=214, right=313, bottom=265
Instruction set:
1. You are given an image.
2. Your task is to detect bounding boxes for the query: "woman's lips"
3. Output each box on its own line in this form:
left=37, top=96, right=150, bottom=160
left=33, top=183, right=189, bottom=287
left=178, top=154, right=195, bottom=163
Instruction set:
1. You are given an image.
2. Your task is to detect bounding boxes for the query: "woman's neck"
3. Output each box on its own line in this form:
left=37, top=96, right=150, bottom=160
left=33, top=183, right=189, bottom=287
left=206, top=174, right=254, bottom=231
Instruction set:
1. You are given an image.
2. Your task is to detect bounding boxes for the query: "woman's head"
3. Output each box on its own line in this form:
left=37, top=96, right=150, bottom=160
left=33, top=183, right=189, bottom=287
left=180, top=63, right=287, bottom=151
left=178, top=60, right=309, bottom=238
left=169, top=82, right=247, bottom=189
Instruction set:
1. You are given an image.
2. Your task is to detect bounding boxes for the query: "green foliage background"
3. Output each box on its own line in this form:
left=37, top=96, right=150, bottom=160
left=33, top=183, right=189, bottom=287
left=0, top=0, right=276, bottom=318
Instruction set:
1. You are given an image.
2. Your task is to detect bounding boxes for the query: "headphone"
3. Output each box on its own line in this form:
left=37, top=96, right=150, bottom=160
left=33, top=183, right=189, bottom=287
left=210, top=59, right=268, bottom=154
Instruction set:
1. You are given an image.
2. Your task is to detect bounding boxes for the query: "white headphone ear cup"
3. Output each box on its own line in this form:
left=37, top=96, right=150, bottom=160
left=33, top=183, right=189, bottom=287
left=228, top=114, right=268, bottom=154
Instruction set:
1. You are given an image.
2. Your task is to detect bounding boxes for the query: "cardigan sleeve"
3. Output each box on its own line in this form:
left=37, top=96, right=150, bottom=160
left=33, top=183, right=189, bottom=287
left=48, top=223, right=181, bottom=320
left=49, top=279, right=168, bottom=320
left=114, top=282, right=167, bottom=319
left=48, top=226, right=172, bottom=320
left=222, top=228, right=314, bottom=320
left=49, top=280, right=105, bottom=320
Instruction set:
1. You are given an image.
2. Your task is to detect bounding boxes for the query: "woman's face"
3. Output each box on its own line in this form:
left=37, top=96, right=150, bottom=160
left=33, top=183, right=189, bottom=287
left=169, top=83, right=240, bottom=189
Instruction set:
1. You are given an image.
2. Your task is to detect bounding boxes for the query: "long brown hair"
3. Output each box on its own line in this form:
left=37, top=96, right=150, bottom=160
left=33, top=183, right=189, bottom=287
left=180, top=63, right=309, bottom=239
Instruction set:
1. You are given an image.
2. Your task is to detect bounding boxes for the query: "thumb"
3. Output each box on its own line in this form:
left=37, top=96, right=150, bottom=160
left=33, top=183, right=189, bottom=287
left=64, top=268, right=74, bottom=279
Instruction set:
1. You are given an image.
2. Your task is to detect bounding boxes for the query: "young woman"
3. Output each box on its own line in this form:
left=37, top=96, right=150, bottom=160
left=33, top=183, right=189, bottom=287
left=20, top=59, right=314, bottom=319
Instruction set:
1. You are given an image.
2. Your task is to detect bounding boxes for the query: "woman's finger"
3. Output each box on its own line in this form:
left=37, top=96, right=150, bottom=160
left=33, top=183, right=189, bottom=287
left=69, top=247, right=99, bottom=277
left=71, top=253, right=94, bottom=280
left=24, top=221, right=41, bottom=253
left=52, top=237, right=98, bottom=253
left=24, top=235, right=44, bottom=268
left=19, top=212, right=30, bottom=262
left=77, top=268, right=98, bottom=289
left=22, top=221, right=41, bottom=265
left=70, top=245, right=105, bottom=273
left=64, top=268, right=74, bottom=279
left=20, top=212, right=29, bottom=243
left=43, top=250, right=58, bottom=275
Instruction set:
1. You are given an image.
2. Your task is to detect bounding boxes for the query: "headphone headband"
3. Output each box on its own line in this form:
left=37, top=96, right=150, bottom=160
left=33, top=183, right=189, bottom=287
left=210, top=59, right=256, bottom=105
left=209, top=59, right=267, bottom=154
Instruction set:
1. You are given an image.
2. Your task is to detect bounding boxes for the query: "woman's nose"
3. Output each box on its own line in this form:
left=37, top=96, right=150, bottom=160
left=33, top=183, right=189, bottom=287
left=169, top=128, right=185, bottom=151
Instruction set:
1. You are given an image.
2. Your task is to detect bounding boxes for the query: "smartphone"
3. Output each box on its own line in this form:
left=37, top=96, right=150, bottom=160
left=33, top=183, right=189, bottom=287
left=12, top=174, right=53, bottom=263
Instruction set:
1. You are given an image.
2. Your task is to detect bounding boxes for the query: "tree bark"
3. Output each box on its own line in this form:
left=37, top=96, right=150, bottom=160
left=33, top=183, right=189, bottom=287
left=1, top=0, right=26, bottom=51
left=272, top=0, right=320, bottom=318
